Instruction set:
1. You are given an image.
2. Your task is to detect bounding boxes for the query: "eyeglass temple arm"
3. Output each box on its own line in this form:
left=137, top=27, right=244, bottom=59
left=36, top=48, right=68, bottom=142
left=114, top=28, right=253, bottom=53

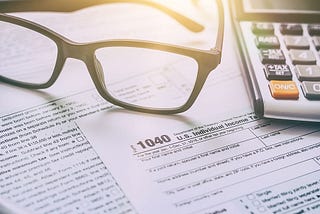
left=0, top=0, right=204, bottom=33
left=212, top=0, right=224, bottom=61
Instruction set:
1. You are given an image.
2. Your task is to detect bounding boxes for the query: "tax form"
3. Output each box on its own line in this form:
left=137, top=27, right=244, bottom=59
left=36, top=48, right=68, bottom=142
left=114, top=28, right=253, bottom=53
left=78, top=111, right=320, bottom=214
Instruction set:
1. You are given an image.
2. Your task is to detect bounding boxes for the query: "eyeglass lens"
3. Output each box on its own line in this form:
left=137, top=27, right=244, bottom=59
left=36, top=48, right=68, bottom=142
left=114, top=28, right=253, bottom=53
left=95, top=47, right=199, bottom=109
left=0, top=21, right=58, bottom=84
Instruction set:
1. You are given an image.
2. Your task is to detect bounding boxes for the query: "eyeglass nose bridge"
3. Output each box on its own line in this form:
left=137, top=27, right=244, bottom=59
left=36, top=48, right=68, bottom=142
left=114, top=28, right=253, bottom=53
left=61, top=40, right=92, bottom=61
left=60, top=40, right=107, bottom=89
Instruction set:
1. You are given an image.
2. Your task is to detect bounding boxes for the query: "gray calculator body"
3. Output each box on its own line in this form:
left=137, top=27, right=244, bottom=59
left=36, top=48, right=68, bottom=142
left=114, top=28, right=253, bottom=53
left=229, top=0, right=320, bottom=122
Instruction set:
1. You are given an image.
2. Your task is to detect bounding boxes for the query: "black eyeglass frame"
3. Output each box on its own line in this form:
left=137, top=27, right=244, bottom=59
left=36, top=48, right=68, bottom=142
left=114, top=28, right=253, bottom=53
left=0, top=0, right=224, bottom=114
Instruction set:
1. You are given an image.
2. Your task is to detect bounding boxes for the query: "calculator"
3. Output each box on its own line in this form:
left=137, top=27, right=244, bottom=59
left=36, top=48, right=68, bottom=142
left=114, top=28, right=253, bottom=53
left=229, top=0, right=320, bottom=122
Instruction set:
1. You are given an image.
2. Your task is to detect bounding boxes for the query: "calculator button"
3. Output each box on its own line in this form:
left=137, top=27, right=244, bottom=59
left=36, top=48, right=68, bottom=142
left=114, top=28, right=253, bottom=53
left=289, top=50, right=316, bottom=65
left=295, top=65, right=320, bottom=81
left=269, top=81, right=299, bottom=99
left=313, top=36, right=320, bottom=50
left=301, top=81, right=320, bottom=100
left=264, top=64, right=292, bottom=80
left=284, top=36, right=310, bottom=50
left=260, top=49, right=286, bottom=64
left=280, top=24, right=303, bottom=35
left=308, top=24, right=320, bottom=36
left=255, top=36, right=280, bottom=49
left=252, top=23, right=274, bottom=35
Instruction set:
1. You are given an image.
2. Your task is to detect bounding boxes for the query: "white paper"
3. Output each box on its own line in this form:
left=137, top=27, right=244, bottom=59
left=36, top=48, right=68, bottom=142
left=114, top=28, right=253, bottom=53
left=0, top=90, right=137, bottom=214
left=79, top=110, right=320, bottom=214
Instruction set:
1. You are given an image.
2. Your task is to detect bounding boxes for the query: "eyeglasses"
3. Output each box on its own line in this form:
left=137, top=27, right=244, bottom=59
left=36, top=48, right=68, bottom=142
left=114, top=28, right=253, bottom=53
left=0, top=0, right=224, bottom=114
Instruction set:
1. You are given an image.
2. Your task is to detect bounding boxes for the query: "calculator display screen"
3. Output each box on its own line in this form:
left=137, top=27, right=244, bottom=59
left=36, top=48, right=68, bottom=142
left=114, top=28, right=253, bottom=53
left=243, top=0, right=320, bottom=13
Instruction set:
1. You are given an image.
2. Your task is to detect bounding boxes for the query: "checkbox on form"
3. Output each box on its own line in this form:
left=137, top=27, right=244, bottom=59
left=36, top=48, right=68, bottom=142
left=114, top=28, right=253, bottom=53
left=76, top=136, right=85, bottom=142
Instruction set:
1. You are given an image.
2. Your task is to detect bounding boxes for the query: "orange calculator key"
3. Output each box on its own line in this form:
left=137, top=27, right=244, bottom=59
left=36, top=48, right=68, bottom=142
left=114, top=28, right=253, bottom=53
left=269, top=80, right=299, bottom=99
